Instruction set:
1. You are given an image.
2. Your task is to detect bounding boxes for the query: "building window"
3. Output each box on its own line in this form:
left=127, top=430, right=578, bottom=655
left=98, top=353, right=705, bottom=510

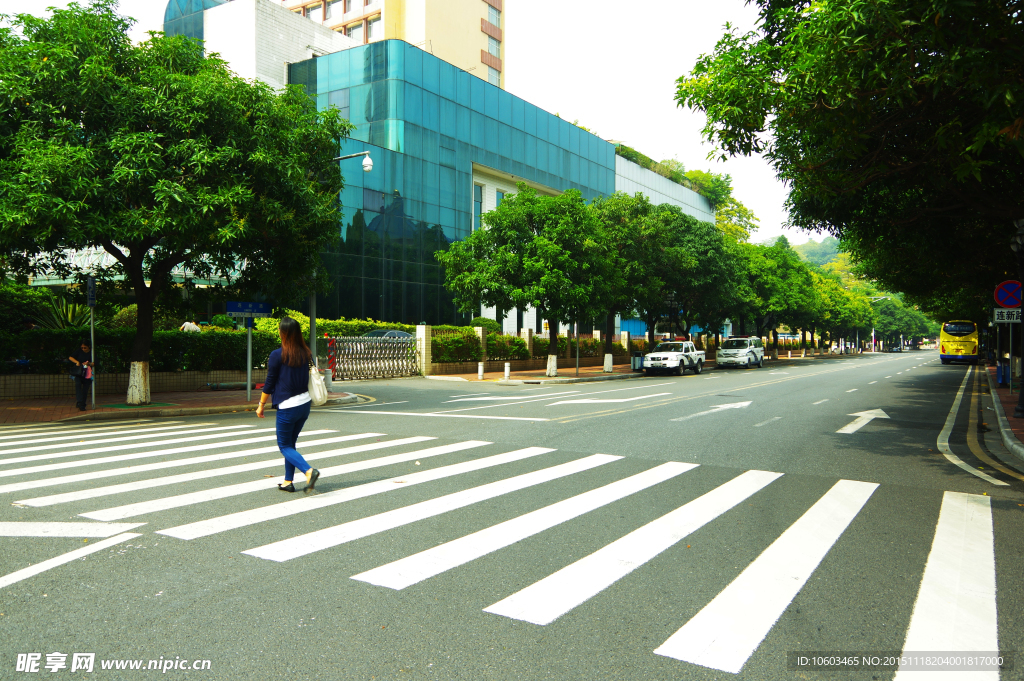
left=488, top=36, right=500, bottom=58
left=496, top=190, right=504, bottom=207
left=474, top=185, right=483, bottom=231
left=346, top=21, right=364, bottom=42
left=488, top=66, right=500, bottom=86
left=344, top=0, right=353, bottom=12
left=325, top=0, right=343, bottom=20
left=488, top=5, right=501, bottom=28
left=306, top=2, right=323, bottom=22
left=367, top=16, right=381, bottom=41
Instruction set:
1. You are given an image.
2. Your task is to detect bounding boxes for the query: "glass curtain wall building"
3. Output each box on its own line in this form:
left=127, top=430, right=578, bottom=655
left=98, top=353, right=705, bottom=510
left=164, top=0, right=228, bottom=41
left=288, top=40, right=616, bottom=325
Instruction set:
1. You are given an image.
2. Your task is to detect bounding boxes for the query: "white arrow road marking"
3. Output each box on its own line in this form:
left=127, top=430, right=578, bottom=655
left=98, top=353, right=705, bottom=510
left=836, top=409, right=889, bottom=434
left=549, top=393, right=672, bottom=406
left=671, top=402, right=752, bottom=422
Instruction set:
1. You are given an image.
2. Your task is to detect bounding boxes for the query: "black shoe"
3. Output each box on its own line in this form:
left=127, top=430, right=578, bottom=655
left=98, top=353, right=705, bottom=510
left=277, top=483, right=296, bottom=493
left=305, top=468, right=320, bottom=493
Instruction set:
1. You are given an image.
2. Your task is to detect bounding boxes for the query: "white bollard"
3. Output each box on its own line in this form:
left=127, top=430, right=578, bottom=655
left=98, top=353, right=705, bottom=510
left=788, top=350, right=791, bottom=359
left=504, top=362, right=510, bottom=380
left=478, top=362, right=484, bottom=380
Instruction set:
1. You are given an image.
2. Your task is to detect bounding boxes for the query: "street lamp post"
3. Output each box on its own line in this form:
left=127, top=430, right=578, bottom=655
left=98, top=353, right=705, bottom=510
left=309, top=152, right=375, bottom=364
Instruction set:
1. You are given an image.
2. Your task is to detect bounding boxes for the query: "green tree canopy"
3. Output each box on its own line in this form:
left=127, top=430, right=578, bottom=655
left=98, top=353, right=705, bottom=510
left=0, top=1, right=351, bottom=402
left=436, top=184, right=617, bottom=350
left=676, top=0, right=1023, bottom=343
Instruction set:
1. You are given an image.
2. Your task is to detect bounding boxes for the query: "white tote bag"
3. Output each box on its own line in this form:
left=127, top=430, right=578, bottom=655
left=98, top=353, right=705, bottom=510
left=308, top=362, right=328, bottom=406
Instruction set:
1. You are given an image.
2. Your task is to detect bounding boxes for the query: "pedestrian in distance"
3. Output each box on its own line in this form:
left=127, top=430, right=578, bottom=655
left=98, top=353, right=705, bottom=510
left=257, top=316, right=320, bottom=493
left=179, top=317, right=201, bottom=332
left=67, top=339, right=93, bottom=411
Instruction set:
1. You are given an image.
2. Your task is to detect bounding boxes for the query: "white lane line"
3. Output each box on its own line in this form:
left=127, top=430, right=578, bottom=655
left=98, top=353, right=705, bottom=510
left=17, top=433, right=396, bottom=508
left=813, top=399, right=829, bottom=405
left=444, top=391, right=581, bottom=403
left=0, top=532, right=142, bottom=590
left=0, top=429, right=333, bottom=479
left=0, top=420, right=171, bottom=441
left=703, top=376, right=721, bottom=380
left=753, top=417, right=783, bottom=427
left=897, top=372, right=903, bottom=374
left=449, top=393, right=493, bottom=397
left=549, top=393, right=672, bottom=406
left=938, top=368, right=1007, bottom=486
left=0, top=425, right=255, bottom=460
left=0, top=426, right=279, bottom=469
left=519, top=387, right=555, bottom=391
left=324, top=410, right=550, bottom=422
left=162, top=447, right=558, bottom=541
left=654, top=479, right=878, bottom=674
left=868, top=381, right=878, bottom=385
left=846, top=389, right=858, bottom=392
left=483, top=470, right=783, bottom=626
left=435, top=383, right=675, bottom=414
left=0, top=431, right=349, bottom=496
left=339, top=401, right=409, bottom=409
left=0, top=522, right=146, bottom=537
left=80, top=439, right=485, bottom=521
left=241, top=453, right=615, bottom=561
left=0, top=422, right=218, bottom=448
left=353, top=462, right=699, bottom=590
left=893, top=492, right=998, bottom=680
left=886, top=376, right=892, bottom=378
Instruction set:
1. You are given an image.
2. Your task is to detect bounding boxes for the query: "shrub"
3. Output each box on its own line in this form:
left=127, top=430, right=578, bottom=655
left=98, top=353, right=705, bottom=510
left=210, top=314, right=235, bottom=329
left=470, top=317, right=502, bottom=334
left=432, top=331, right=482, bottom=363
left=110, top=305, right=138, bottom=329
left=254, top=310, right=417, bottom=338
left=532, top=336, right=569, bottom=358
left=486, top=333, right=530, bottom=361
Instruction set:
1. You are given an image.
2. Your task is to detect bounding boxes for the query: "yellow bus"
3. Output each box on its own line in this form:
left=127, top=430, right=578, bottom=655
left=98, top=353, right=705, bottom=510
left=939, top=320, right=979, bottom=365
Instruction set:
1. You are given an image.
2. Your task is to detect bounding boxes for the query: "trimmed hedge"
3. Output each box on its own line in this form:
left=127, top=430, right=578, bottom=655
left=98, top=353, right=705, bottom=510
left=1, top=328, right=281, bottom=375
left=486, top=334, right=530, bottom=361
left=432, top=331, right=482, bottom=363
left=255, top=310, right=417, bottom=338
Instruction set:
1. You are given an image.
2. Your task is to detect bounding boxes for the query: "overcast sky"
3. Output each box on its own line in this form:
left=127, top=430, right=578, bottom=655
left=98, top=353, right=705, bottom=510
left=0, top=0, right=813, bottom=245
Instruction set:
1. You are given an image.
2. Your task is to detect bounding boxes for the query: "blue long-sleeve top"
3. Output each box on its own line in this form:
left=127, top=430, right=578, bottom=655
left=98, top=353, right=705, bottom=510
left=262, top=348, right=309, bottom=408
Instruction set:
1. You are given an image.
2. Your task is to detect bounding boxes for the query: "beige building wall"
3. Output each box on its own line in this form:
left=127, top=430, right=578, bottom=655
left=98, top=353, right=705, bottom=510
left=282, top=0, right=503, bottom=88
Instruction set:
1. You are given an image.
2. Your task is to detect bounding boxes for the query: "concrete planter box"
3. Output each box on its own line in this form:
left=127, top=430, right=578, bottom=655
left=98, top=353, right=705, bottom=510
left=1, top=370, right=268, bottom=400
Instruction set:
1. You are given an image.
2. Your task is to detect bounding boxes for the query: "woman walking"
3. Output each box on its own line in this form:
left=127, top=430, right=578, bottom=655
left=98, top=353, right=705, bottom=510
left=257, top=316, right=320, bottom=493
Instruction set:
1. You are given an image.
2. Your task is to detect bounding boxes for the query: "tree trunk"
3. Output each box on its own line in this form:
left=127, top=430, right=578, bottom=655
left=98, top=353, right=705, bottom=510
left=604, top=311, right=615, bottom=355
left=647, top=313, right=656, bottom=349
left=771, top=328, right=779, bottom=360
left=547, top=317, right=559, bottom=377
left=127, top=278, right=157, bottom=405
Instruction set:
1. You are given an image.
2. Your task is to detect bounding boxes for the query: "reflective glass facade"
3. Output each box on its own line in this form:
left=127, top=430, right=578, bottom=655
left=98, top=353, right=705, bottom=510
left=289, top=40, right=616, bottom=324
left=163, top=0, right=227, bottom=42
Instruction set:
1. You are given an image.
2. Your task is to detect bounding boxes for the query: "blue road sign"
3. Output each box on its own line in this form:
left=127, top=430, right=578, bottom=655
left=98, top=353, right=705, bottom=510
left=995, top=281, right=1022, bottom=308
left=226, top=301, right=271, bottom=318
left=86, top=277, right=96, bottom=308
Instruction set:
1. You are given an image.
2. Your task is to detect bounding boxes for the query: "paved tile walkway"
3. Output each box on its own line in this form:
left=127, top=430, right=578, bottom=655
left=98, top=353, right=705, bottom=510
left=986, top=365, right=1024, bottom=443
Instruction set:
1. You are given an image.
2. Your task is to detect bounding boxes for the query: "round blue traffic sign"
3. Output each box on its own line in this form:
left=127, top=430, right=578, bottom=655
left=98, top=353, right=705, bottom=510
left=995, top=280, right=1022, bottom=308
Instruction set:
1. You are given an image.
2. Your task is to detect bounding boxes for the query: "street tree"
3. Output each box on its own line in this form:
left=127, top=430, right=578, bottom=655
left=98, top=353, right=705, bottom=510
left=0, top=1, right=351, bottom=403
left=676, top=0, right=1024, bottom=402
left=436, top=184, right=617, bottom=375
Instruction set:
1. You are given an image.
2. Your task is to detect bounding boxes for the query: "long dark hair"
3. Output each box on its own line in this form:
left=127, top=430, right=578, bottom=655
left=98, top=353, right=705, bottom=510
left=279, top=316, right=312, bottom=368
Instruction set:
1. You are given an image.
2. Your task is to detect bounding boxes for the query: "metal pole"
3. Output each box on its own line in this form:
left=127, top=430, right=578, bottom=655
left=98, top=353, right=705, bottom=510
left=575, top=314, right=580, bottom=377
left=1010, top=323, right=1013, bottom=394
left=246, top=319, right=252, bottom=402
left=90, top=307, right=95, bottom=410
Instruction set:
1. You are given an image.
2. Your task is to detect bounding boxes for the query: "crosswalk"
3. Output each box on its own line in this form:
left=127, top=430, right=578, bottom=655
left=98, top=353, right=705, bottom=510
left=0, top=419, right=1007, bottom=677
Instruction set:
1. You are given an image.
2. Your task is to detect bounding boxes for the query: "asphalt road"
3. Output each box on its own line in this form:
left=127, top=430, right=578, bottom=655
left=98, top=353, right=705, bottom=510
left=2, top=350, right=1023, bottom=681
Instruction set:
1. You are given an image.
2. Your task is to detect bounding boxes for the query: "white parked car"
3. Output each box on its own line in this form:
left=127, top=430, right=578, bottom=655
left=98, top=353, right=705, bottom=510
left=716, top=336, right=765, bottom=368
left=644, top=341, right=705, bottom=376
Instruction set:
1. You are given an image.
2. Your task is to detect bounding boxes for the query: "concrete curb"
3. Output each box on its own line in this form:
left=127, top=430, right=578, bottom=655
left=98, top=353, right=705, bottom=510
left=59, top=393, right=359, bottom=422
left=983, top=368, right=1024, bottom=465
left=496, top=372, right=646, bottom=386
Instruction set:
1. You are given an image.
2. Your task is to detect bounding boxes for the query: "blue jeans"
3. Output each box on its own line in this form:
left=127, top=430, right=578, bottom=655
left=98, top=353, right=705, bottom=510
left=276, top=401, right=312, bottom=482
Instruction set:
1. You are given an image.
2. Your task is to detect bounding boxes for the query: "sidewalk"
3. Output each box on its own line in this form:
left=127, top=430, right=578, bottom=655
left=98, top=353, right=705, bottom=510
left=0, top=389, right=358, bottom=425
left=985, top=365, right=1024, bottom=464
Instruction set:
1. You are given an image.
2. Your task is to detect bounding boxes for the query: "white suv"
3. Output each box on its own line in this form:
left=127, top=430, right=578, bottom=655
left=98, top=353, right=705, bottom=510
left=716, top=337, right=764, bottom=368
